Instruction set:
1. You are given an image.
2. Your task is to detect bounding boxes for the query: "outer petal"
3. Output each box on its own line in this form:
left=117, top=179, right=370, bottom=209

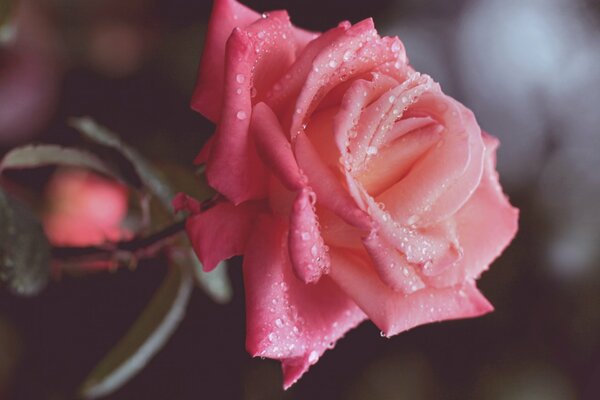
left=243, top=215, right=366, bottom=389
left=204, top=11, right=306, bottom=204
left=183, top=199, right=263, bottom=271
left=426, top=134, right=519, bottom=287
left=288, top=188, right=331, bottom=284
left=191, top=0, right=316, bottom=122
left=191, top=0, right=259, bottom=122
left=329, top=249, right=493, bottom=336
left=252, top=102, right=306, bottom=191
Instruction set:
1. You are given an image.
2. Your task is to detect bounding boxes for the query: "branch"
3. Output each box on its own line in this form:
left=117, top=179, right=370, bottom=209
left=51, top=220, right=186, bottom=261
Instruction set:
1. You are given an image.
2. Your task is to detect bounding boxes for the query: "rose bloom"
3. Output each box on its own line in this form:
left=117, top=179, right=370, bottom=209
left=175, top=0, right=518, bottom=388
left=43, top=169, right=129, bottom=247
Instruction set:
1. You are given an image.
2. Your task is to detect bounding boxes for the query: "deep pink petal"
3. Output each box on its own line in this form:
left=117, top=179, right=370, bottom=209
left=184, top=200, right=263, bottom=271
left=191, top=0, right=259, bottom=122
left=288, top=188, right=331, bottom=283
left=243, top=215, right=366, bottom=388
left=205, top=11, right=307, bottom=204
left=329, top=249, right=493, bottom=336
left=204, top=27, right=267, bottom=203
left=193, top=135, right=215, bottom=165
left=251, top=102, right=306, bottom=191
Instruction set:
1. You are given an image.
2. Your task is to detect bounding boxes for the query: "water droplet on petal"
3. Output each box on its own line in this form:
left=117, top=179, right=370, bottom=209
left=257, top=31, right=265, bottom=39
left=275, top=318, right=284, bottom=328
left=235, top=88, right=242, bottom=95
left=250, top=87, right=257, bottom=98
left=301, top=232, right=310, bottom=241
left=366, top=146, right=378, bottom=155
left=343, top=50, right=352, bottom=62
left=236, top=74, right=245, bottom=84
left=236, top=110, right=247, bottom=120
left=388, top=95, right=396, bottom=103
left=308, top=350, right=318, bottom=364
left=328, top=59, right=338, bottom=68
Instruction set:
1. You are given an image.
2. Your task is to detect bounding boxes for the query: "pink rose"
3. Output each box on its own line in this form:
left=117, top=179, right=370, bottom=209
left=43, top=169, right=129, bottom=247
left=176, top=0, right=518, bottom=388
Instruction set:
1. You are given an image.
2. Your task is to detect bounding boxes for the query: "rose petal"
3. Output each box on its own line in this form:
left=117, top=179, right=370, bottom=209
left=378, top=92, right=485, bottom=226
left=205, top=11, right=308, bottom=204
left=329, top=249, right=493, bottom=336
left=357, top=122, right=442, bottom=195
left=184, top=199, right=263, bottom=271
left=252, top=102, right=306, bottom=191
left=288, top=188, right=331, bottom=283
left=291, top=20, right=401, bottom=140
left=265, top=22, right=350, bottom=122
left=362, top=230, right=425, bottom=294
left=349, top=73, right=433, bottom=169
left=243, top=215, right=366, bottom=388
left=295, top=132, right=371, bottom=230
left=426, top=134, right=519, bottom=287
left=191, top=0, right=259, bottom=122
left=333, top=74, right=398, bottom=167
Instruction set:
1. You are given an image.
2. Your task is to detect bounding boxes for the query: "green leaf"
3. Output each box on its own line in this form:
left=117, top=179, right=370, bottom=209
left=69, top=117, right=175, bottom=211
left=191, top=257, right=232, bottom=304
left=0, top=0, right=16, bottom=45
left=0, top=144, right=121, bottom=180
left=0, top=187, right=50, bottom=296
left=79, top=263, right=193, bottom=399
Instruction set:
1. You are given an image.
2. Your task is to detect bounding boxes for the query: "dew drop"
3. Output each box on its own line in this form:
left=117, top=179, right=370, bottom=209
left=235, top=88, right=242, bottom=95
left=379, top=331, right=387, bottom=338
left=268, top=332, right=276, bottom=342
left=282, top=33, right=287, bottom=39
left=236, top=110, right=247, bottom=120
left=407, top=215, right=419, bottom=225
left=402, top=267, right=409, bottom=277
left=301, top=232, right=310, bottom=241
left=257, top=31, right=265, bottom=39
left=295, top=107, right=302, bottom=115
left=388, top=95, right=396, bottom=103
left=308, top=351, right=319, bottom=364
left=250, top=87, right=257, bottom=98
left=235, top=74, right=245, bottom=84
left=328, top=59, right=338, bottom=68
left=391, top=41, right=401, bottom=53
left=275, top=318, right=284, bottom=328
left=310, top=244, right=319, bottom=257
left=366, top=146, right=378, bottom=155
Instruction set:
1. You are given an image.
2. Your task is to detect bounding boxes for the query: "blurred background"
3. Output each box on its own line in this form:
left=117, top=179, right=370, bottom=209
left=1, top=0, right=599, bottom=398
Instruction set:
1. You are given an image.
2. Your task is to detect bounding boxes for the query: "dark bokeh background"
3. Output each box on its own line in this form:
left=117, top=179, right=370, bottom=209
left=1, top=0, right=600, bottom=398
